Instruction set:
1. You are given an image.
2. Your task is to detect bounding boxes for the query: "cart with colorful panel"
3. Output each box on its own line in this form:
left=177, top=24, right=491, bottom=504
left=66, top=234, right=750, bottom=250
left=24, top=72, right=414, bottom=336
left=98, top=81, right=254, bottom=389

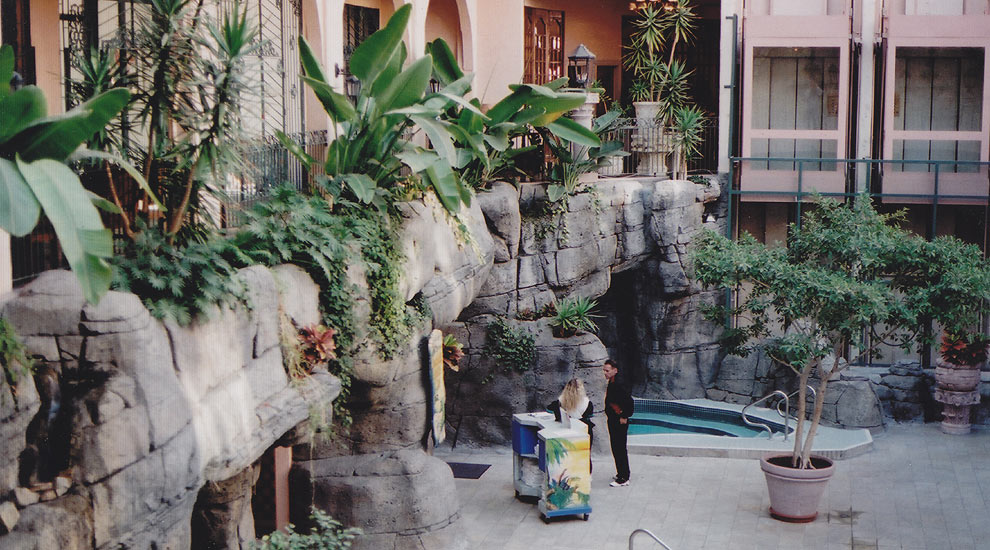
left=537, top=422, right=592, bottom=522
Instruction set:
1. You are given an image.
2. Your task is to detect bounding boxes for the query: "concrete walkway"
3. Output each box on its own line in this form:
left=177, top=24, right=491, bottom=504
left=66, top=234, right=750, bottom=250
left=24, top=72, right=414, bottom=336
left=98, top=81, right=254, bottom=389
left=435, top=424, right=990, bottom=550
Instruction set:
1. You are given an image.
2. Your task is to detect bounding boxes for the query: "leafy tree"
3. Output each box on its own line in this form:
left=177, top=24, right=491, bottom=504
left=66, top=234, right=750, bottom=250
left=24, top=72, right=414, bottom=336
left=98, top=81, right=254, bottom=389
left=693, top=195, right=990, bottom=468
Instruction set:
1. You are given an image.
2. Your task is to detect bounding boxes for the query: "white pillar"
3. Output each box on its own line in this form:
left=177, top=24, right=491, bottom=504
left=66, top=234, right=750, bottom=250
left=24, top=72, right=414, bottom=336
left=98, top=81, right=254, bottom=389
left=855, top=0, right=878, bottom=193
left=571, top=92, right=600, bottom=182
left=717, top=1, right=743, bottom=174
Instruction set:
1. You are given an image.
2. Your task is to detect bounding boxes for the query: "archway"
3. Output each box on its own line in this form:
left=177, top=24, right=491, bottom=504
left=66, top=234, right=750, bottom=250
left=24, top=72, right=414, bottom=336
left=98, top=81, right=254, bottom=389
left=425, top=0, right=467, bottom=68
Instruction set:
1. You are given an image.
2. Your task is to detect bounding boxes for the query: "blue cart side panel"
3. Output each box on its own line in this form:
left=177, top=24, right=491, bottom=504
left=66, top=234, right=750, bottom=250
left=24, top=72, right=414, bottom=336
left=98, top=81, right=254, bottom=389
left=512, top=419, right=539, bottom=456
left=538, top=438, right=546, bottom=471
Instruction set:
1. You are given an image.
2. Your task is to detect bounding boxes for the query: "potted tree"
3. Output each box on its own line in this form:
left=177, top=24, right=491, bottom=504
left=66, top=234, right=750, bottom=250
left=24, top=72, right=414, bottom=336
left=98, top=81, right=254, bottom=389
left=623, top=3, right=696, bottom=175
left=693, top=195, right=990, bottom=522
left=934, top=332, right=987, bottom=434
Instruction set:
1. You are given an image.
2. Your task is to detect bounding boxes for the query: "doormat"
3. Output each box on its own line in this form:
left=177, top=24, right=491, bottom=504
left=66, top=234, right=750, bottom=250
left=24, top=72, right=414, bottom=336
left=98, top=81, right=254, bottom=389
left=446, top=462, right=491, bottom=479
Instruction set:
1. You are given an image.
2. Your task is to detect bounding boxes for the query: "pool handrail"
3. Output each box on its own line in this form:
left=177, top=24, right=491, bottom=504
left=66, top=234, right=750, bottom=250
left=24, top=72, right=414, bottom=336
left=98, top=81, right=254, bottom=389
left=741, top=390, right=786, bottom=438
left=629, top=528, right=673, bottom=550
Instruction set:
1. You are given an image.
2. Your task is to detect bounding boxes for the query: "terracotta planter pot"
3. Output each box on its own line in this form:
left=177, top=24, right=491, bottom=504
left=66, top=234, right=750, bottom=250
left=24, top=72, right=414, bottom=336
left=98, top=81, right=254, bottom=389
left=760, top=454, right=835, bottom=523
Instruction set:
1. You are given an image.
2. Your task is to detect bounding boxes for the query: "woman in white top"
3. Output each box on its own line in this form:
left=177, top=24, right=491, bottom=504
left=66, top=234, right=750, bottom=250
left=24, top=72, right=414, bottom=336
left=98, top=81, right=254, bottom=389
left=548, top=378, right=595, bottom=471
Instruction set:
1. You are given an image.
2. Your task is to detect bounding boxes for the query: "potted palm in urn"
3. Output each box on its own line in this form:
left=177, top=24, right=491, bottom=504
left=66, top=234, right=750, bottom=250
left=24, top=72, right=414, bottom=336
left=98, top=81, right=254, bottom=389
left=693, top=195, right=990, bottom=522
left=623, top=2, right=696, bottom=176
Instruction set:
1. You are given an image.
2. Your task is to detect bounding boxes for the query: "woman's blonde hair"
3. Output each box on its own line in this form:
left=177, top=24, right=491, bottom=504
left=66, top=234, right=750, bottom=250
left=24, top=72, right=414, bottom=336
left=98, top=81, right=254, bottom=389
left=559, top=378, right=588, bottom=414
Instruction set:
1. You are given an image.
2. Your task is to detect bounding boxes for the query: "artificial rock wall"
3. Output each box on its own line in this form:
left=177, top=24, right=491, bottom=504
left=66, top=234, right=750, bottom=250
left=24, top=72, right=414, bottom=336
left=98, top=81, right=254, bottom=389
left=444, top=178, right=723, bottom=449
left=0, top=265, right=340, bottom=549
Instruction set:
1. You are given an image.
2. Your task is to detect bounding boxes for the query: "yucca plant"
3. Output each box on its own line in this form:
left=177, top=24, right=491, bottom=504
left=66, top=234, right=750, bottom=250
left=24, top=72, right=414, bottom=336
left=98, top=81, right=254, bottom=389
left=670, top=104, right=706, bottom=179
left=623, top=2, right=697, bottom=123
left=74, top=0, right=258, bottom=243
left=550, top=296, right=600, bottom=338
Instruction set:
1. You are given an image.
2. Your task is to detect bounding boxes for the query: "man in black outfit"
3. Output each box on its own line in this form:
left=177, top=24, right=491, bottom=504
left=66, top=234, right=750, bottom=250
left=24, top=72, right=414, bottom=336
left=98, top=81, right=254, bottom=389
left=603, top=359, right=633, bottom=487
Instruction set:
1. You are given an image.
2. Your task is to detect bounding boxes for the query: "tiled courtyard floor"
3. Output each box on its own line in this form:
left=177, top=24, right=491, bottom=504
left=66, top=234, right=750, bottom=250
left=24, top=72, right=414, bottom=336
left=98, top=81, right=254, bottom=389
left=435, top=423, right=990, bottom=550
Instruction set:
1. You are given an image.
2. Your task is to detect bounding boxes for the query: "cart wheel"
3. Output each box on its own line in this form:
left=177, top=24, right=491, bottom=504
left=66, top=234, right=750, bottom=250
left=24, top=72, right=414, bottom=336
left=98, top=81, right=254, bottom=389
left=541, top=515, right=550, bottom=524
left=583, top=513, right=590, bottom=521
left=514, top=490, right=519, bottom=498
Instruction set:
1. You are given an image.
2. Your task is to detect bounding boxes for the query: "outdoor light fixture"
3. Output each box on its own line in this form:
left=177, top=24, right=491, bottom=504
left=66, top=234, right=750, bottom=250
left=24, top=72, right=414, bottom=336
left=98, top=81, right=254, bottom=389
left=335, top=62, right=362, bottom=103
left=568, top=43, right=596, bottom=89
left=629, top=0, right=678, bottom=10
left=429, top=77, right=441, bottom=94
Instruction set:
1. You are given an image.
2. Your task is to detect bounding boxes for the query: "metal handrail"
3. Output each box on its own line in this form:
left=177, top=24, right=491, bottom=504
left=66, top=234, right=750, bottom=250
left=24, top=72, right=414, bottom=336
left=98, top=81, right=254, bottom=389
left=741, top=390, right=786, bottom=439
left=773, top=385, right=817, bottom=441
left=629, top=528, right=673, bottom=550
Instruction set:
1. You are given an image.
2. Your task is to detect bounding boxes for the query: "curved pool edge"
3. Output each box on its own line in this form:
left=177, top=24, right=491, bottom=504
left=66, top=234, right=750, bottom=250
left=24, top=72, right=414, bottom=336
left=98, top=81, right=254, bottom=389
left=627, top=398, right=874, bottom=460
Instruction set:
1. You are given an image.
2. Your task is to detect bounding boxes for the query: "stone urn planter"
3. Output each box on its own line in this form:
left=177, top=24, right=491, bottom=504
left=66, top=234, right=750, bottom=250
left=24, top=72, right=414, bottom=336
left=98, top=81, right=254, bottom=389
left=934, top=359, right=982, bottom=435
left=631, top=101, right=670, bottom=176
left=760, top=454, right=835, bottom=522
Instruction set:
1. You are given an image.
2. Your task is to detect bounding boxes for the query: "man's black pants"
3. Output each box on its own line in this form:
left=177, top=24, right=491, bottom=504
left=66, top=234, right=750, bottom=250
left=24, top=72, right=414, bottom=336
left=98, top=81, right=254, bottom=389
left=607, top=418, right=630, bottom=481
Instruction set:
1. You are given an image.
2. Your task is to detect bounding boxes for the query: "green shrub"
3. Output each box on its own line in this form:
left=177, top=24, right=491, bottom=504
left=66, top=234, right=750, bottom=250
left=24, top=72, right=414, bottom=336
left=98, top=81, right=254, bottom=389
left=0, top=318, right=34, bottom=395
left=484, top=317, right=536, bottom=375
left=112, top=226, right=251, bottom=326
left=251, top=508, right=360, bottom=550
left=550, top=297, right=599, bottom=337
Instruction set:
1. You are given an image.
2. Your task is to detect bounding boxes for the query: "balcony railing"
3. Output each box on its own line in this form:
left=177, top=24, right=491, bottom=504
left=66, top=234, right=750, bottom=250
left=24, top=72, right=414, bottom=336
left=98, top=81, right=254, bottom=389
left=600, top=117, right=718, bottom=176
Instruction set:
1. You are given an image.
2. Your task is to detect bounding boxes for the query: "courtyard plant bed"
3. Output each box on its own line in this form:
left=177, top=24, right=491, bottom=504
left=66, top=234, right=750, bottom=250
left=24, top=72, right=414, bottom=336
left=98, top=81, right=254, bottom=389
left=693, top=195, right=990, bottom=521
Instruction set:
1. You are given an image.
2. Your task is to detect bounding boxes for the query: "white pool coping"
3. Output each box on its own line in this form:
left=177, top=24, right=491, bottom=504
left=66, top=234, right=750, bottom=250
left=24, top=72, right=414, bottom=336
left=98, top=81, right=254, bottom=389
left=627, top=398, right=874, bottom=460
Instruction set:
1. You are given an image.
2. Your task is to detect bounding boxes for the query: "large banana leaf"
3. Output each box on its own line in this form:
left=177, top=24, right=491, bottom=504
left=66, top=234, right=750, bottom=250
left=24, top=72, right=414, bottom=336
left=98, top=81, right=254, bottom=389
left=426, top=39, right=464, bottom=85
left=377, top=55, right=432, bottom=112
left=0, top=86, right=46, bottom=143
left=546, top=117, right=601, bottom=148
left=0, top=158, right=40, bottom=236
left=349, top=4, right=411, bottom=85
left=11, top=88, right=130, bottom=162
left=17, top=157, right=112, bottom=304
left=302, top=76, right=357, bottom=124
left=298, top=36, right=328, bottom=84
left=426, top=158, right=462, bottom=213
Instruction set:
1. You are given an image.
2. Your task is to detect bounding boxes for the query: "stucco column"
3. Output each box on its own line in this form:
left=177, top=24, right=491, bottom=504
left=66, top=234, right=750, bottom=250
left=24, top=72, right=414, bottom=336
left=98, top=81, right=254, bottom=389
left=855, top=0, right=878, bottom=193
left=571, top=92, right=599, bottom=182
left=717, top=1, right=743, bottom=174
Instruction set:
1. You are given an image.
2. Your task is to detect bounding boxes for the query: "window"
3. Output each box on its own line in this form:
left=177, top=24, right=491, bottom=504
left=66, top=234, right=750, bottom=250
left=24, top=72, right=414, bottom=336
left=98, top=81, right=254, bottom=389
left=890, top=47, right=984, bottom=173
left=524, top=8, right=563, bottom=85
left=344, top=4, right=379, bottom=69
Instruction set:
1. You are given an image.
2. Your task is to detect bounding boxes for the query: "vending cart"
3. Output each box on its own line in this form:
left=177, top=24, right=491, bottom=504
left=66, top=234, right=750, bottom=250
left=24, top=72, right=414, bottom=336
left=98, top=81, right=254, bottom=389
left=511, top=412, right=592, bottom=521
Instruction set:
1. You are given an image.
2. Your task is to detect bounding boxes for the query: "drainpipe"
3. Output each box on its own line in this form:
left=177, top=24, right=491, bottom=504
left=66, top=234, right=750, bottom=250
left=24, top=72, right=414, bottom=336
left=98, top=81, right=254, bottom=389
left=855, top=0, right=877, bottom=194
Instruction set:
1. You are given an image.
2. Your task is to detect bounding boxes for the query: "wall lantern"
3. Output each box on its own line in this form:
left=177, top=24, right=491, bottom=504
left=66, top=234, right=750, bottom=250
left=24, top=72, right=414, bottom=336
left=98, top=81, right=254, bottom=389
left=335, top=63, right=362, bottom=103
left=568, top=44, right=596, bottom=89
left=429, top=77, right=441, bottom=94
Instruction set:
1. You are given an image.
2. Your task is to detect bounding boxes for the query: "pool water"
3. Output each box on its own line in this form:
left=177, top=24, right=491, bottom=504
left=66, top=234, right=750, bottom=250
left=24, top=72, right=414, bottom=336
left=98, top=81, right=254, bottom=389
left=628, top=399, right=789, bottom=438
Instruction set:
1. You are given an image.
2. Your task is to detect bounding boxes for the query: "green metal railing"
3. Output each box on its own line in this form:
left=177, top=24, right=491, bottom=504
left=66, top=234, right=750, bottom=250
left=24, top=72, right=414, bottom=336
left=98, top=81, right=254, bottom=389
left=726, top=156, right=990, bottom=239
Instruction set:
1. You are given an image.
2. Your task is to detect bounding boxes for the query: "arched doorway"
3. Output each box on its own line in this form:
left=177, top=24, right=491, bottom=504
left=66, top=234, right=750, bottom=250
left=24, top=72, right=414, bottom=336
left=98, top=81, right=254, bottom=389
left=425, top=0, right=464, bottom=66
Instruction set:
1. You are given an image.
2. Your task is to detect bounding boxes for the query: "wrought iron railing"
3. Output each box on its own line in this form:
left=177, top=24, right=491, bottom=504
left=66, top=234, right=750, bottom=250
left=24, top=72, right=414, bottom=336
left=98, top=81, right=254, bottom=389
left=599, top=117, right=718, bottom=177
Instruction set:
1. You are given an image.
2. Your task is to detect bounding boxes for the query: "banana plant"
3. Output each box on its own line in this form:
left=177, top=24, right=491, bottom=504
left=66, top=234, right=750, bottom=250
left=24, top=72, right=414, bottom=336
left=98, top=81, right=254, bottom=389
left=425, top=38, right=601, bottom=189
left=0, top=44, right=141, bottom=304
left=284, top=5, right=475, bottom=213
left=545, top=110, right=628, bottom=203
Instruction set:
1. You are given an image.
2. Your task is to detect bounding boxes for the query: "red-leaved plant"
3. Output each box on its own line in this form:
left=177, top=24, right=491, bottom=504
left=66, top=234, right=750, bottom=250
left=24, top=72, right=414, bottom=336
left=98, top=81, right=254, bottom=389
left=940, top=332, right=990, bottom=366
left=297, top=325, right=337, bottom=375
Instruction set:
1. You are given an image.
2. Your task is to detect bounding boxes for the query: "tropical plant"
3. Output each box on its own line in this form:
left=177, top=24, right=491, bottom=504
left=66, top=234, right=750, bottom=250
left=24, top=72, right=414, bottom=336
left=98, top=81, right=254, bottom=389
left=442, top=333, right=464, bottom=371
left=550, top=296, right=600, bottom=337
left=250, top=507, right=361, bottom=550
left=546, top=110, right=628, bottom=203
left=112, top=224, right=251, bottom=326
left=298, top=325, right=337, bottom=371
left=623, top=3, right=697, bottom=121
left=670, top=104, right=706, bottom=179
left=484, top=317, right=536, bottom=375
left=0, top=44, right=143, bottom=305
left=284, top=6, right=471, bottom=214
left=692, top=195, right=990, bottom=469
left=74, top=0, right=257, bottom=243
left=424, top=38, right=600, bottom=189
left=0, top=317, right=33, bottom=396
left=940, top=332, right=989, bottom=366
